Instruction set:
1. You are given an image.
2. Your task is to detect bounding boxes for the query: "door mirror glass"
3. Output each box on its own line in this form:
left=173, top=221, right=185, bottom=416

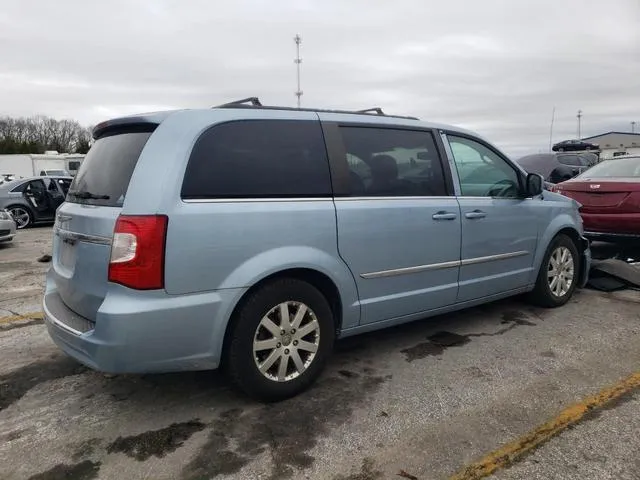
left=526, top=173, right=543, bottom=196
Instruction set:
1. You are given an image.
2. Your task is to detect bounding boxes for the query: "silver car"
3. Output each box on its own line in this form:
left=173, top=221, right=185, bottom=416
left=0, top=176, right=72, bottom=228
left=0, top=210, right=16, bottom=243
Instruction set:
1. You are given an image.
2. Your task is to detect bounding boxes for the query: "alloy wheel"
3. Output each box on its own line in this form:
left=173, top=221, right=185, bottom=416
left=547, top=246, right=574, bottom=297
left=252, top=301, right=320, bottom=382
left=8, top=207, right=30, bottom=228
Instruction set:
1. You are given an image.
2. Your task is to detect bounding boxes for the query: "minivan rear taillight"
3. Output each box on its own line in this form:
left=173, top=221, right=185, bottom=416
left=108, top=215, right=168, bottom=290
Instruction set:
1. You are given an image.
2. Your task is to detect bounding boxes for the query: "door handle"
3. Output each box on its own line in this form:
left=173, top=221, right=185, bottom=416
left=432, top=212, right=457, bottom=221
left=465, top=210, right=487, bottom=219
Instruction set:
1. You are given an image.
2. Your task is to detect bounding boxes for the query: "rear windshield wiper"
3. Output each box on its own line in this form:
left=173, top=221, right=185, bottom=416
left=68, top=190, right=111, bottom=200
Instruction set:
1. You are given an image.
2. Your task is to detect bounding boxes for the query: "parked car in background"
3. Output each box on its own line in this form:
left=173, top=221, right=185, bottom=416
left=40, top=169, right=71, bottom=177
left=552, top=139, right=599, bottom=152
left=0, top=174, right=20, bottom=185
left=516, top=152, right=596, bottom=184
left=43, top=100, right=590, bottom=401
left=0, top=176, right=72, bottom=228
left=0, top=209, right=17, bottom=243
left=552, top=155, right=640, bottom=244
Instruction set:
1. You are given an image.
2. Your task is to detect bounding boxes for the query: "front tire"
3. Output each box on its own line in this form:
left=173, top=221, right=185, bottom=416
left=225, top=278, right=335, bottom=402
left=528, top=234, right=579, bottom=307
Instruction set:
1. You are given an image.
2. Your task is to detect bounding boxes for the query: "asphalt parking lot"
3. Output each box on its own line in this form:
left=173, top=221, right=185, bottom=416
left=1, top=227, right=639, bottom=480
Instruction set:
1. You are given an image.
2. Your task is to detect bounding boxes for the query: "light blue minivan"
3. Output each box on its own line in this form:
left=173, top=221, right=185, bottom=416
left=44, top=98, right=590, bottom=401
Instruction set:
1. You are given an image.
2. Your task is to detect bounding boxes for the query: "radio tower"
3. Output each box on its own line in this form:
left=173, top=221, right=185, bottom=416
left=294, top=34, right=303, bottom=108
left=577, top=109, right=583, bottom=139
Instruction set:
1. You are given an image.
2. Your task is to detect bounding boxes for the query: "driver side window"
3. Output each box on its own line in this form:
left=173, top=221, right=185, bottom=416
left=448, top=135, right=520, bottom=198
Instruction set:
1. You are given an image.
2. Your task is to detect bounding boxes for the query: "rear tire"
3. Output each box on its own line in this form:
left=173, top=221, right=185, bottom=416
left=528, top=234, right=579, bottom=308
left=6, top=205, right=33, bottom=229
left=225, top=278, right=335, bottom=402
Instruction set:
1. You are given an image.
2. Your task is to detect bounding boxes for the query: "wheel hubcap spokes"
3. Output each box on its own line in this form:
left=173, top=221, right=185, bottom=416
left=547, top=246, right=574, bottom=297
left=253, top=301, right=320, bottom=382
left=9, top=208, right=29, bottom=228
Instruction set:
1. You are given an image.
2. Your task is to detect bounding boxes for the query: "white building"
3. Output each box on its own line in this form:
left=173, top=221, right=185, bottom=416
left=581, top=132, right=640, bottom=159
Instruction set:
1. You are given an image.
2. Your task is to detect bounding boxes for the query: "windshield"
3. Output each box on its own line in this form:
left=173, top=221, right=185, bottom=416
left=576, top=157, right=640, bottom=178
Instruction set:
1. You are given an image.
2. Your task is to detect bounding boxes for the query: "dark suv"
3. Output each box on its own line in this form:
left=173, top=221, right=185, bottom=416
left=516, top=152, right=597, bottom=184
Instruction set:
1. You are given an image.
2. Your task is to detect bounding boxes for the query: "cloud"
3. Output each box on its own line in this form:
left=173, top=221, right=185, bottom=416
left=0, top=0, right=638, bottom=157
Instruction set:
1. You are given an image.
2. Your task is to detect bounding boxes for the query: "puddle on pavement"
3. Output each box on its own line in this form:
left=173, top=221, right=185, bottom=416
left=429, top=331, right=471, bottom=347
left=27, top=460, right=101, bottom=480
left=501, top=310, right=536, bottom=326
left=181, top=370, right=393, bottom=480
left=400, top=310, right=536, bottom=363
left=106, top=420, right=206, bottom=461
left=72, top=438, right=103, bottom=461
left=400, top=331, right=470, bottom=363
left=0, top=357, right=87, bottom=410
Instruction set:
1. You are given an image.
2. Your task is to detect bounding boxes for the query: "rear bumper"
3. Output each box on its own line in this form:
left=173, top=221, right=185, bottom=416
left=581, top=212, right=640, bottom=241
left=43, top=276, right=246, bottom=374
left=584, top=231, right=640, bottom=244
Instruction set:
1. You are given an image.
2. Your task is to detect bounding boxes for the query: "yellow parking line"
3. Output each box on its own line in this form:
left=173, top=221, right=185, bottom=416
left=0, top=312, right=44, bottom=325
left=449, top=371, right=640, bottom=480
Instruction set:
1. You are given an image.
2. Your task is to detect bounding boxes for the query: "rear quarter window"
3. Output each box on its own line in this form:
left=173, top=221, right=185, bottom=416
left=68, top=129, right=154, bottom=206
left=181, top=120, right=332, bottom=199
left=557, top=155, right=581, bottom=166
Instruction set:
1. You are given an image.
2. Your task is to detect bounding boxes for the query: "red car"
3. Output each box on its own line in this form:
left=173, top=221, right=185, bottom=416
left=552, top=155, right=640, bottom=244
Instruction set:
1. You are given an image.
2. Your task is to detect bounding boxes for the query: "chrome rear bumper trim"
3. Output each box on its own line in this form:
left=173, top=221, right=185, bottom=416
left=54, top=227, right=112, bottom=245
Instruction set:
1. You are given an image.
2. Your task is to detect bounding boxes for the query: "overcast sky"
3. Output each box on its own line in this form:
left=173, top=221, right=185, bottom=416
left=1, top=0, right=638, bottom=157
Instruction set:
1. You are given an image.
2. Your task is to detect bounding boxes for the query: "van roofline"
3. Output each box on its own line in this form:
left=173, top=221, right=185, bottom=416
left=92, top=107, right=476, bottom=140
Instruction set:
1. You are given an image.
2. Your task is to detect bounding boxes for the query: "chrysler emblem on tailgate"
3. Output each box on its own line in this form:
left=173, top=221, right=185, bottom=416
left=590, top=184, right=600, bottom=189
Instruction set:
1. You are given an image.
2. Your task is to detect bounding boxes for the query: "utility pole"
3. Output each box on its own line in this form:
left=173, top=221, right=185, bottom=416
left=632, top=121, right=636, bottom=134
left=577, top=109, right=583, bottom=139
left=548, top=106, right=556, bottom=152
left=294, top=34, right=303, bottom=108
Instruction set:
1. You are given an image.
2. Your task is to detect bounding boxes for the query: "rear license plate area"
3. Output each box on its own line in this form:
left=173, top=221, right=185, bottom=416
left=59, top=240, right=76, bottom=268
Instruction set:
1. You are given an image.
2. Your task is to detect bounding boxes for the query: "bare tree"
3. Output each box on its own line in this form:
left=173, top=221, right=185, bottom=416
left=0, top=115, right=92, bottom=154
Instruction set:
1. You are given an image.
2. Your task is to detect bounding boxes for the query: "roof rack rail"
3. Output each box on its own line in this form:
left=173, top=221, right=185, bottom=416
left=212, top=100, right=418, bottom=120
left=355, top=107, right=385, bottom=115
left=215, top=97, right=262, bottom=108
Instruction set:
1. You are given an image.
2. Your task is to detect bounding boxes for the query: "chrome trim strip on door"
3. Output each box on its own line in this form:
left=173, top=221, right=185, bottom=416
left=360, top=251, right=530, bottom=279
left=183, top=196, right=456, bottom=203
left=360, top=260, right=461, bottom=279
left=335, top=196, right=454, bottom=202
left=54, top=227, right=112, bottom=245
left=182, top=197, right=331, bottom=203
left=460, top=250, right=529, bottom=266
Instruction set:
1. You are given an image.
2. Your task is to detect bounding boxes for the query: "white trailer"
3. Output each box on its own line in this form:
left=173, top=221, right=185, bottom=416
left=0, top=155, right=34, bottom=179
left=0, top=151, right=84, bottom=180
left=32, top=155, right=68, bottom=176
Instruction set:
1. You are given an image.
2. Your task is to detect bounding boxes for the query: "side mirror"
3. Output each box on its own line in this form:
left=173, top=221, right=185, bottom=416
left=525, top=173, right=543, bottom=197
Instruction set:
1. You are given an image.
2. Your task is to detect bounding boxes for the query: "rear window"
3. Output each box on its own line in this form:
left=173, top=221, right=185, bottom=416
left=68, top=130, right=153, bottom=206
left=557, top=154, right=581, bottom=166
left=181, top=120, right=331, bottom=199
left=576, top=157, right=640, bottom=178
